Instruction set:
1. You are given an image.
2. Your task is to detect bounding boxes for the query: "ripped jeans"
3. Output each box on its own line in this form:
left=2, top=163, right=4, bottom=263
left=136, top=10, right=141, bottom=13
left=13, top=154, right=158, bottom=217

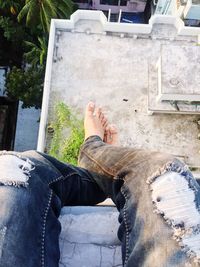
left=79, top=136, right=200, bottom=267
left=0, top=136, right=200, bottom=267
left=0, top=150, right=106, bottom=267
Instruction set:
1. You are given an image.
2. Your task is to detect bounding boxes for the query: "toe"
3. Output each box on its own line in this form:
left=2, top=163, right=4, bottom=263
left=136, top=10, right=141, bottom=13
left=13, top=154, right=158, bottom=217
left=100, top=113, right=104, bottom=122
left=110, top=124, right=118, bottom=134
left=99, top=111, right=105, bottom=123
left=86, top=101, right=95, bottom=115
left=102, top=117, right=108, bottom=128
left=97, top=107, right=102, bottom=118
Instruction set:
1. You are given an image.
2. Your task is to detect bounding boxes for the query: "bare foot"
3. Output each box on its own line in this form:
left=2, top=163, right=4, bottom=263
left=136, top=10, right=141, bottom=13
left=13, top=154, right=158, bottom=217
left=104, top=124, right=119, bottom=145
left=84, top=102, right=108, bottom=140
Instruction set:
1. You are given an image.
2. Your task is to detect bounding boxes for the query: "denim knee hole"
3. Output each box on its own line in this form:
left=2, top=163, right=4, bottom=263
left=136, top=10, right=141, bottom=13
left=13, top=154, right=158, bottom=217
left=0, top=154, right=35, bottom=187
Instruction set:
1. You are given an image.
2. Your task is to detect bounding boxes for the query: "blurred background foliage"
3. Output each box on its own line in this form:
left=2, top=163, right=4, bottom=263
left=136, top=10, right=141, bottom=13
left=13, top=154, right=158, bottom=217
left=0, top=0, right=77, bottom=108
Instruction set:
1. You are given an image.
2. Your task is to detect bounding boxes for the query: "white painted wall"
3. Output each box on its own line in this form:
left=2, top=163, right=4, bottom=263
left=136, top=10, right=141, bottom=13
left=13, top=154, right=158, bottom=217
left=14, top=101, right=41, bottom=152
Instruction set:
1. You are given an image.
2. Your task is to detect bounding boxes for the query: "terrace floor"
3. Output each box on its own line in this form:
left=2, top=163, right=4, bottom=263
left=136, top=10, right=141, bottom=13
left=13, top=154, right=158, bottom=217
left=47, top=17, right=200, bottom=168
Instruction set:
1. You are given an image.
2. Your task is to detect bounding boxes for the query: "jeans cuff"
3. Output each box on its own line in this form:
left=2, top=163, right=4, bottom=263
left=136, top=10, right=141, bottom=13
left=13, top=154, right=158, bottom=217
left=84, top=135, right=103, bottom=143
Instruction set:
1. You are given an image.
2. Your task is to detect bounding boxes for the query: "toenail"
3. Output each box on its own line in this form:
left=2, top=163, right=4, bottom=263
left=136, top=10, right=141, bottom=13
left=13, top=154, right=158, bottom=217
left=89, top=103, right=95, bottom=108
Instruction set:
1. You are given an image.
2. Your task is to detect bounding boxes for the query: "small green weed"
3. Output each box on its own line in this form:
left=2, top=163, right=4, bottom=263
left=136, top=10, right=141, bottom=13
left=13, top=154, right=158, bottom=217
left=49, top=103, right=84, bottom=165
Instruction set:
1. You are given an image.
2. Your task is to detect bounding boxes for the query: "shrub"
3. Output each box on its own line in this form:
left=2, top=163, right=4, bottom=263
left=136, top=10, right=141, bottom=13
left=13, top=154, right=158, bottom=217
left=5, top=66, right=44, bottom=109
left=49, top=103, right=84, bottom=165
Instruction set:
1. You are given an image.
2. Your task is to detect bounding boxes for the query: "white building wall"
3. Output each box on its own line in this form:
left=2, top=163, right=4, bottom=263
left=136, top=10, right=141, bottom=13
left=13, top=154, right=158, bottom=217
left=14, top=101, right=41, bottom=152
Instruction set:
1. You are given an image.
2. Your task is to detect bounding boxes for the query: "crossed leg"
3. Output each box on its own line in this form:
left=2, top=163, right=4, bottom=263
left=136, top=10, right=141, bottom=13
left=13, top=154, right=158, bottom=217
left=79, top=102, right=200, bottom=267
left=0, top=102, right=199, bottom=267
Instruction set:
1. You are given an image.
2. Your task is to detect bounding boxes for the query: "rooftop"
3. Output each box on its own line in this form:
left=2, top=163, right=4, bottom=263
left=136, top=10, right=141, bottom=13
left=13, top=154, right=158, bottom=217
left=38, top=10, right=200, bottom=169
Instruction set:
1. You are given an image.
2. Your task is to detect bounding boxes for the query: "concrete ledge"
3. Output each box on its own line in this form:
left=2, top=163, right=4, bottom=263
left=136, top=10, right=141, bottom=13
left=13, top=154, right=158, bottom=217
left=52, top=11, right=200, bottom=36
left=37, top=20, right=56, bottom=152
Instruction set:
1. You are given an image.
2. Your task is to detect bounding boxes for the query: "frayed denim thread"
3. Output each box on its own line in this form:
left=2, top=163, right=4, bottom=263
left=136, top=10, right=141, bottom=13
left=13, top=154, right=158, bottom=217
left=0, top=152, right=35, bottom=187
left=147, top=159, right=200, bottom=264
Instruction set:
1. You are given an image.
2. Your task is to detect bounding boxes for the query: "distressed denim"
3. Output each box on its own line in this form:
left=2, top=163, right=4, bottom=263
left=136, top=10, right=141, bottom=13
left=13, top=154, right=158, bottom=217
left=78, top=136, right=200, bottom=267
left=1, top=135, right=200, bottom=267
left=0, top=150, right=106, bottom=267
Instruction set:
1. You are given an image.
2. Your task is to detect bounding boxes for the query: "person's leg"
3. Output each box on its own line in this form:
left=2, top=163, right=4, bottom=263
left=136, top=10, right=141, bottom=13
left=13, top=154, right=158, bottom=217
left=0, top=151, right=63, bottom=267
left=0, top=149, right=107, bottom=267
left=79, top=102, right=174, bottom=197
left=37, top=151, right=107, bottom=206
left=78, top=102, right=200, bottom=267
left=0, top=103, right=113, bottom=267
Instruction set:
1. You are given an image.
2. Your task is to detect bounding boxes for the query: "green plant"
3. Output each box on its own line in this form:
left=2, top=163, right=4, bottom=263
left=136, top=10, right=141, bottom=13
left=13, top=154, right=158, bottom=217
left=24, top=36, right=48, bottom=67
left=5, top=66, right=44, bottom=108
left=18, top=0, right=74, bottom=32
left=0, top=16, right=24, bottom=42
left=0, top=0, right=22, bottom=15
left=0, top=16, right=27, bottom=66
left=0, top=0, right=75, bottom=108
left=49, top=103, right=84, bottom=165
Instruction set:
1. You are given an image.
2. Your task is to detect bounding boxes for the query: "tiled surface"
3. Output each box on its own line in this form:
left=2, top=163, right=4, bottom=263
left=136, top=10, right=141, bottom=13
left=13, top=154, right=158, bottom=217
left=59, top=206, right=122, bottom=267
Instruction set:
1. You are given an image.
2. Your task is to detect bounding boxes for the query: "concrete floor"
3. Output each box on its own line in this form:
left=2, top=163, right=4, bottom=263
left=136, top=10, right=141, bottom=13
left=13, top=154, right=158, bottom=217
left=59, top=206, right=122, bottom=267
left=46, top=21, right=200, bottom=168
left=161, top=45, right=200, bottom=96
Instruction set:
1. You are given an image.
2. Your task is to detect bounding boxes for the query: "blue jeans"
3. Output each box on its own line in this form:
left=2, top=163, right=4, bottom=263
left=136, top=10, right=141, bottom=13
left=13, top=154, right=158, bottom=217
left=0, top=136, right=200, bottom=266
left=79, top=136, right=200, bottom=267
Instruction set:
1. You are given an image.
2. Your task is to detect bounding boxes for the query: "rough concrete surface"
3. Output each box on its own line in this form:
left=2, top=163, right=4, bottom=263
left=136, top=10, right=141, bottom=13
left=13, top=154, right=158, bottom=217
left=47, top=21, right=200, bottom=167
left=59, top=207, right=122, bottom=267
left=161, top=45, right=200, bottom=96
